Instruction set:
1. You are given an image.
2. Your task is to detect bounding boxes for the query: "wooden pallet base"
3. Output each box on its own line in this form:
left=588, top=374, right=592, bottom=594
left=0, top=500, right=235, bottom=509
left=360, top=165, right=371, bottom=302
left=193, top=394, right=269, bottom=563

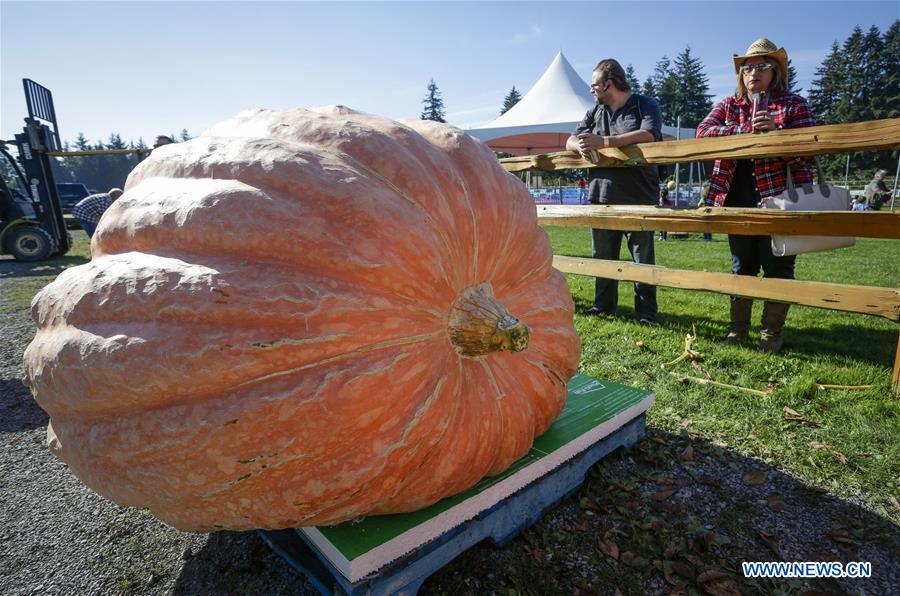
left=259, top=413, right=646, bottom=595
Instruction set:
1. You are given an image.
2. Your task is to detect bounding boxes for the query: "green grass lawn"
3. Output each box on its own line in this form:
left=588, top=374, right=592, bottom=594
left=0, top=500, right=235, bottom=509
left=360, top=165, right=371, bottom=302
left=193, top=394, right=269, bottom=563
left=1, top=232, right=92, bottom=311
left=545, top=226, right=900, bottom=519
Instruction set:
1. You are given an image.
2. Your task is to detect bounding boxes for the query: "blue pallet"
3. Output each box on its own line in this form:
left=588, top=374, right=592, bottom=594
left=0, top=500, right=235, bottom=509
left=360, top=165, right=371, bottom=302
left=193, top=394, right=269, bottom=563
left=259, top=413, right=646, bottom=595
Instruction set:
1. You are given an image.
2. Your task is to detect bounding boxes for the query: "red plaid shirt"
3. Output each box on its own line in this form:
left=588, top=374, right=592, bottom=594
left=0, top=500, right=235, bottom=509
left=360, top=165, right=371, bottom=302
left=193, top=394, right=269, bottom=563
left=696, top=92, right=817, bottom=206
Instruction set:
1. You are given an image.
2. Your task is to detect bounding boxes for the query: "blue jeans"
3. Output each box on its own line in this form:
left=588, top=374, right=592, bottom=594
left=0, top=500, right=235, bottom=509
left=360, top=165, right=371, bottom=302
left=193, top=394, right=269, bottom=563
left=591, top=228, right=657, bottom=321
left=76, top=218, right=97, bottom=238
left=727, top=235, right=795, bottom=279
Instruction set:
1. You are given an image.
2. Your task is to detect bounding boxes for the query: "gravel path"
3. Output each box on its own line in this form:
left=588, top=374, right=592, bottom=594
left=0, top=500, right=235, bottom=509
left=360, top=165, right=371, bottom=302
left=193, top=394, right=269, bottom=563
left=2, top=259, right=898, bottom=595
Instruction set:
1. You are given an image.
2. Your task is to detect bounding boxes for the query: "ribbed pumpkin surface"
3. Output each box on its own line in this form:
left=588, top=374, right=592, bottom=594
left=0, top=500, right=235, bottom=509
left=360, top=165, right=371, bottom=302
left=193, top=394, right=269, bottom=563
left=24, top=106, right=581, bottom=531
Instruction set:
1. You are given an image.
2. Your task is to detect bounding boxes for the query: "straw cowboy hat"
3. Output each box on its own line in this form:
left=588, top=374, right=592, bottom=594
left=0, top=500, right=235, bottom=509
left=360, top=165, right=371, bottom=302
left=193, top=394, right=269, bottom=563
left=732, top=38, right=789, bottom=77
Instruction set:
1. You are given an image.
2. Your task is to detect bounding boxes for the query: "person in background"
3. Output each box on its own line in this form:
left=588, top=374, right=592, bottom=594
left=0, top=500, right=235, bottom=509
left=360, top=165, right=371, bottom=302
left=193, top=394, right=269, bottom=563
left=863, top=169, right=890, bottom=211
left=72, top=188, right=123, bottom=238
left=566, top=58, right=663, bottom=325
left=700, top=181, right=713, bottom=242
left=153, top=135, right=174, bottom=149
left=696, top=38, right=817, bottom=352
left=851, top=197, right=869, bottom=211
left=578, top=177, right=588, bottom=204
left=658, top=187, right=670, bottom=240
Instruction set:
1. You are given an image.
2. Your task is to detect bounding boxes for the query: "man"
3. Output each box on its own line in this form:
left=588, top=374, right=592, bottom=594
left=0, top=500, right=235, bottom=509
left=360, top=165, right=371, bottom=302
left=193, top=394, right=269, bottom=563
left=863, top=169, right=890, bottom=211
left=72, top=188, right=123, bottom=238
left=566, top=59, right=663, bottom=324
left=153, top=135, right=174, bottom=149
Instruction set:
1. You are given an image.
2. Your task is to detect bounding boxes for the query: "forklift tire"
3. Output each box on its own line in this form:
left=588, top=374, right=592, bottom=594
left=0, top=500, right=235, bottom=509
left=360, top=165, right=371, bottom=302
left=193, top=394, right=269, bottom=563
left=54, top=232, right=74, bottom=257
left=6, top=225, right=56, bottom=262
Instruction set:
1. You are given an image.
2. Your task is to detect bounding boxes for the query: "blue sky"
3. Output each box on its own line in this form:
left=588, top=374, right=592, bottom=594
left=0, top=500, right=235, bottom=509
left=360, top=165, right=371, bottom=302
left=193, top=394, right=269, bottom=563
left=2, top=1, right=897, bottom=145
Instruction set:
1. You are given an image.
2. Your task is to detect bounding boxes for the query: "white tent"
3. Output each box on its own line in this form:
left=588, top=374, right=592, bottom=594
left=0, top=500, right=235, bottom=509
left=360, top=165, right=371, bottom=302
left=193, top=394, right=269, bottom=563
left=466, top=52, right=691, bottom=156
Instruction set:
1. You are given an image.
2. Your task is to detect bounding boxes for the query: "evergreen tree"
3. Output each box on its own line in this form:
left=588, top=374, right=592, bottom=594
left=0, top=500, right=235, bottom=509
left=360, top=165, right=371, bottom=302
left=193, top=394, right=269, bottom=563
left=500, top=85, right=522, bottom=115
left=808, top=41, right=844, bottom=124
left=420, top=79, right=446, bottom=123
left=107, top=133, right=126, bottom=149
left=881, top=20, right=900, bottom=175
left=807, top=23, right=899, bottom=177
left=860, top=26, right=885, bottom=116
left=671, top=46, right=714, bottom=128
left=787, top=59, right=801, bottom=94
left=809, top=41, right=850, bottom=177
left=180, top=128, right=191, bottom=142
left=625, top=64, right=640, bottom=91
left=651, top=56, right=678, bottom=126
left=640, top=76, right=656, bottom=98
left=881, top=20, right=900, bottom=121
left=74, top=133, right=90, bottom=151
left=837, top=26, right=867, bottom=123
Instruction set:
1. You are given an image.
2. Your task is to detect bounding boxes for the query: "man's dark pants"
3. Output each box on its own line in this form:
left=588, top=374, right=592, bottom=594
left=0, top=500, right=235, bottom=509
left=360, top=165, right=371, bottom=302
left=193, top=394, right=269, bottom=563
left=590, top=228, right=657, bottom=322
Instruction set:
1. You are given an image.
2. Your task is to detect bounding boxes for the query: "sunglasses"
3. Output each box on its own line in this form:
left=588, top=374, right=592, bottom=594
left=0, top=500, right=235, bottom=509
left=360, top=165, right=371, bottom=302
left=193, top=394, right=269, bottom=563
left=740, top=63, right=774, bottom=74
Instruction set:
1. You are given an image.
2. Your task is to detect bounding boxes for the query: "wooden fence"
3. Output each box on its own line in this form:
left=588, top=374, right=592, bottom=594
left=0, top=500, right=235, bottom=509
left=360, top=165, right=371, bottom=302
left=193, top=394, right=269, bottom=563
left=500, top=118, right=900, bottom=390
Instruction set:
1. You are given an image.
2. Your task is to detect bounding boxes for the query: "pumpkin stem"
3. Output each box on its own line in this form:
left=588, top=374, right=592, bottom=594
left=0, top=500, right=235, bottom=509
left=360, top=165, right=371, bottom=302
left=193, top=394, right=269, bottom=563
left=447, top=283, right=530, bottom=357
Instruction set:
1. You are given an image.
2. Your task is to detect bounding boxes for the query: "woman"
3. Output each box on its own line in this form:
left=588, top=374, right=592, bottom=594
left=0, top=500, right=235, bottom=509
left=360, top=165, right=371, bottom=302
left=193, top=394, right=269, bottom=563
left=696, top=38, right=817, bottom=352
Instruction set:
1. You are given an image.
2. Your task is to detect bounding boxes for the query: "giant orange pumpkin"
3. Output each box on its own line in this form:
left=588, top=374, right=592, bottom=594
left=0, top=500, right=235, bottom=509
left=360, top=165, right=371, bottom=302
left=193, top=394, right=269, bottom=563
left=24, top=106, right=580, bottom=531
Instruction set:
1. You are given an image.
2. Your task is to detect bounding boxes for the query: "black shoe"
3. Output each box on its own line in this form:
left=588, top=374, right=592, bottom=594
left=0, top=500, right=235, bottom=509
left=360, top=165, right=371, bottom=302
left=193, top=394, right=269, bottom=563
left=583, top=307, right=609, bottom=316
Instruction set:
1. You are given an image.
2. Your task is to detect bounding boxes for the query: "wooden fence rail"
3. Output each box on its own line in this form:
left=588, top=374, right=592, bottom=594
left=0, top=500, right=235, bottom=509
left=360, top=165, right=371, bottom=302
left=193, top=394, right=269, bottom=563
left=537, top=205, right=900, bottom=238
left=501, top=118, right=900, bottom=389
left=552, top=256, right=900, bottom=322
left=500, top=118, right=900, bottom=172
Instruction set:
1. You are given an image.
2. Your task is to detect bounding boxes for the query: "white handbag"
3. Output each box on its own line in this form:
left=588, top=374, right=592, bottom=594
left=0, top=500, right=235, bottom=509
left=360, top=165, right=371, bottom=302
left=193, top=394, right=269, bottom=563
left=763, top=158, right=855, bottom=257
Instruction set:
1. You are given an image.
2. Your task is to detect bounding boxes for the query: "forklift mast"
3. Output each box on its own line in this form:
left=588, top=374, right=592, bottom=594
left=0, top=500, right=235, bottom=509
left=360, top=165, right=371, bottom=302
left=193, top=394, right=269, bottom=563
left=12, top=79, right=70, bottom=255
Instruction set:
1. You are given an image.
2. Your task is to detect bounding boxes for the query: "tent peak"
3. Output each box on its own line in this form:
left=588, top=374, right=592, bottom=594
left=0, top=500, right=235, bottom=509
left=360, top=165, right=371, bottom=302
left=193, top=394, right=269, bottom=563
left=473, top=52, right=595, bottom=129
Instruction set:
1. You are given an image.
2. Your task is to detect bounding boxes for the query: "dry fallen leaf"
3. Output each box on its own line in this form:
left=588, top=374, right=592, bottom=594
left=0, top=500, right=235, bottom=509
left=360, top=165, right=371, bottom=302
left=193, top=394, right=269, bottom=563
left=570, top=517, right=591, bottom=532
left=652, top=488, right=678, bottom=501
left=783, top=406, right=820, bottom=427
left=827, top=530, right=857, bottom=546
left=698, top=474, right=721, bottom=487
left=681, top=446, right=694, bottom=462
left=598, top=537, right=620, bottom=561
left=742, top=469, right=768, bottom=486
left=889, top=496, right=900, bottom=510
left=784, top=406, right=802, bottom=416
left=697, top=569, right=730, bottom=584
left=703, top=579, right=742, bottom=596
left=528, top=546, right=546, bottom=563
left=756, top=529, right=781, bottom=556
left=670, top=560, right=696, bottom=581
left=809, top=441, right=827, bottom=449
left=831, top=450, right=849, bottom=464
left=767, top=494, right=789, bottom=512
left=639, top=521, right=666, bottom=532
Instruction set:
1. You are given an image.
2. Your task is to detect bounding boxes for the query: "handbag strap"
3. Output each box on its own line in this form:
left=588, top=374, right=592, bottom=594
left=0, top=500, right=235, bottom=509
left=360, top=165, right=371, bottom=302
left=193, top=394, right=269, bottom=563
left=783, top=157, right=829, bottom=202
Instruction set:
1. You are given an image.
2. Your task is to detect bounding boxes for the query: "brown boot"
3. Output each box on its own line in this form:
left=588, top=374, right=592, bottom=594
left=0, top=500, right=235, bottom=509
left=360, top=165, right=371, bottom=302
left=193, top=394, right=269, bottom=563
left=725, top=297, right=753, bottom=344
left=759, top=302, right=790, bottom=352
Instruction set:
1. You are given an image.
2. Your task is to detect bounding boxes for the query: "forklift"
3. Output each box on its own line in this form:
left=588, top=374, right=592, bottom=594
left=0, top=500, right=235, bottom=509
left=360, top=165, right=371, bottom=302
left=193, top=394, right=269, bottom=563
left=0, top=79, right=72, bottom=261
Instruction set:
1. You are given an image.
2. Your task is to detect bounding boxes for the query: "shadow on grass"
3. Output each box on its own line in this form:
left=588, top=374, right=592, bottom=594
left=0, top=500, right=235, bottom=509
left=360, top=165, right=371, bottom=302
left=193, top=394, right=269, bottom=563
left=0, top=254, right=89, bottom=279
left=574, top=294, right=896, bottom=368
left=171, top=430, right=900, bottom=595
left=0, top=377, right=47, bottom=434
